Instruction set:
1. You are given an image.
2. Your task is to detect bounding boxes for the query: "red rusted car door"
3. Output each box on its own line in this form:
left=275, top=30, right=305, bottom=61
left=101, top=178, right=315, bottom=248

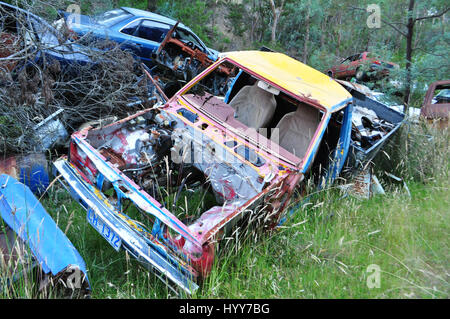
left=336, top=56, right=352, bottom=78
left=420, top=80, right=450, bottom=128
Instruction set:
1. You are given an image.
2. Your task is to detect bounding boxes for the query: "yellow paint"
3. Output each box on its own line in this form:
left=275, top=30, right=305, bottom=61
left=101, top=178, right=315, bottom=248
left=222, top=51, right=352, bottom=111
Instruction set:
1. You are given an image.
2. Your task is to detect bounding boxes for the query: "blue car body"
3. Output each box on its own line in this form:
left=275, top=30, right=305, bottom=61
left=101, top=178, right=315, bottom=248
left=0, top=1, right=96, bottom=74
left=59, top=7, right=219, bottom=67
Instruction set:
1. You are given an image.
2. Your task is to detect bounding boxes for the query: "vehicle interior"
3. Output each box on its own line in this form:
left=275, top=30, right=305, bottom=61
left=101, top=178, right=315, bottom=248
left=341, top=53, right=361, bottom=64
left=182, top=60, right=334, bottom=164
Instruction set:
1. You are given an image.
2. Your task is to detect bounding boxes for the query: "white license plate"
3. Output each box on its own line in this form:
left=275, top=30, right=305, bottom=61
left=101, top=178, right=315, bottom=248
left=87, top=209, right=122, bottom=251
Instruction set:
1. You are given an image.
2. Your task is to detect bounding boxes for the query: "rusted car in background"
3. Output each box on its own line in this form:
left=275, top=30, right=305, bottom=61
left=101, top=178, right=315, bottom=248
left=420, top=80, right=450, bottom=128
left=326, top=51, right=398, bottom=81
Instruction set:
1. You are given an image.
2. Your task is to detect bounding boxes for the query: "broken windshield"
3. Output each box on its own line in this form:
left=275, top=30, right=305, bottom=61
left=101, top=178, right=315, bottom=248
left=94, top=8, right=132, bottom=27
left=175, top=27, right=206, bottom=51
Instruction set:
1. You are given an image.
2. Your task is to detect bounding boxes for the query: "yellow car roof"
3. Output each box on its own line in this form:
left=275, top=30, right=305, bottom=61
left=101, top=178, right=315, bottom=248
left=222, top=51, right=352, bottom=111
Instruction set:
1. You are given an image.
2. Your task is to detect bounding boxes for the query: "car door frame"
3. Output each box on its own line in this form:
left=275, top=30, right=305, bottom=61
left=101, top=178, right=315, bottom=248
left=118, top=17, right=173, bottom=65
left=337, top=56, right=353, bottom=77
left=349, top=53, right=364, bottom=76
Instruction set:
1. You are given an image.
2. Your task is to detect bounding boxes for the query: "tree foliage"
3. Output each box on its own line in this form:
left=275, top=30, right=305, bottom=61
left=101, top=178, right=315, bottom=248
left=3, top=0, right=449, bottom=108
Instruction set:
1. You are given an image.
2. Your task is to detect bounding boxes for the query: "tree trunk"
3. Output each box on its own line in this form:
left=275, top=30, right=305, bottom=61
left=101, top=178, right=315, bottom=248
left=271, top=15, right=279, bottom=44
left=147, top=0, right=157, bottom=12
left=302, top=1, right=311, bottom=63
left=270, top=0, right=285, bottom=44
left=320, top=20, right=326, bottom=50
left=404, top=0, right=415, bottom=111
left=336, top=12, right=342, bottom=57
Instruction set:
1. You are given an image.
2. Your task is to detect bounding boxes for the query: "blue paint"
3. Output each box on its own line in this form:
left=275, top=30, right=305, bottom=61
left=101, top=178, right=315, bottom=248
left=0, top=174, right=90, bottom=288
left=224, top=70, right=243, bottom=103
left=19, top=162, right=49, bottom=196
left=330, top=98, right=353, bottom=113
left=301, top=114, right=332, bottom=173
left=324, top=102, right=353, bottom=185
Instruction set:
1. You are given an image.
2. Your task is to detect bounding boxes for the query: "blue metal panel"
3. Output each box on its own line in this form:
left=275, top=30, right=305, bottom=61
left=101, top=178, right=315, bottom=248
left=301, top=113, right=332, bottom=173
left=0, top=174, right=90, bottom=288
left=18, top=159, right=49, bottom=196
left=0, top=154, right=50, bottom=196
left=224, top=70, right=243, bottom=103
left=53, top=159, right=198, bottom=294
left=326, top=102, right=354, bottom=183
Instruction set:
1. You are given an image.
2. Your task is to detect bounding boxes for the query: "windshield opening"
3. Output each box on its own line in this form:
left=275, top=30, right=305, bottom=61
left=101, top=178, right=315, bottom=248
left=432, top=88, right=450, bottom=104
left=181, top=60, right=323, bottom=160
left=174, top=28, right=205, bottom=51
left=94, top=8, right=132, bottom=27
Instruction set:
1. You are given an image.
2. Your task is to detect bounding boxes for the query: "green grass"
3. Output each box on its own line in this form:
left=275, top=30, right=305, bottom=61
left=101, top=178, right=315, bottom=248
left=1, top=124, right=449, bottom=299
left=199, top=178, right=449, bottom=298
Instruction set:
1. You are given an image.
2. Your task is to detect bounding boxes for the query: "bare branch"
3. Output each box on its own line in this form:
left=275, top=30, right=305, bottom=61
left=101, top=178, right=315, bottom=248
left=382, top=19, right=408, bottom=37
left=415, top=7, right=449, bottom=21
left=348, top=5, right=408, bottom=37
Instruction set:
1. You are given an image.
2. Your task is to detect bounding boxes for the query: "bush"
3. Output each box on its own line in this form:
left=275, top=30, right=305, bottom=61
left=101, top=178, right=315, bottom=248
left=373, top=121, right=449, bottom=184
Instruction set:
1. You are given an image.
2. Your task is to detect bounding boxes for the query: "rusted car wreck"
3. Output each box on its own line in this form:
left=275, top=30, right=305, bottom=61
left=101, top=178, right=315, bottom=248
left=53, top=50, right=398, bottom=294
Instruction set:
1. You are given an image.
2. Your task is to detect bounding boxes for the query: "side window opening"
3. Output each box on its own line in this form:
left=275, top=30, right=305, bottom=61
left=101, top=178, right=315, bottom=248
left=136, top=20, right=170, bottom=43
left=309, top=110, right=343, bottom=181
left=121, top=19, right=140, bottom=36
left=174, top=28, right=205, bottom=51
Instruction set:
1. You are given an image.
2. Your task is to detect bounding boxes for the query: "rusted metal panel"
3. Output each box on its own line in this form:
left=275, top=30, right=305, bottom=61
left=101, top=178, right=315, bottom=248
left=0, top=32, right=19, bottom=72
left=420, top=80, right=450, bottom=128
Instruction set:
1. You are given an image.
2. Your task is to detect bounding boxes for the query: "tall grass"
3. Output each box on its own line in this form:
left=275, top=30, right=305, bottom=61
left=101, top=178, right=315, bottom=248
left=197, top=122, right=449, bottom=298
left=1, top=122, right=448, bottom=298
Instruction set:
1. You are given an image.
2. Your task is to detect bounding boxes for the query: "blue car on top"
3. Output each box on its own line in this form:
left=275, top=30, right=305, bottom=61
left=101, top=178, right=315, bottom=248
left=57, top=7, right=219, bottom=68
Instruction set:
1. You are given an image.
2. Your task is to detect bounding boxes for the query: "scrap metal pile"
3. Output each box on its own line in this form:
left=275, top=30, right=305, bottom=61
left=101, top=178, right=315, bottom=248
left=1, top=3, right=409, bottom=297
left=352, top=105, right=396, bottom=150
